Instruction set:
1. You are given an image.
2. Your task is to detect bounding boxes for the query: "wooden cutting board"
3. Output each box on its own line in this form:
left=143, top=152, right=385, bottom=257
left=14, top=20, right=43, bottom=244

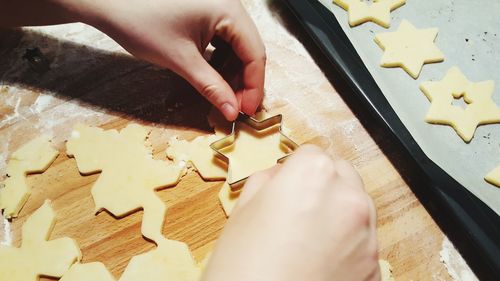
left=0, top=1, right=458, bottom=280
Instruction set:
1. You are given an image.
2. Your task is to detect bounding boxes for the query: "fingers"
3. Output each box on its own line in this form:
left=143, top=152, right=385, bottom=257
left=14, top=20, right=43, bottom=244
left=332, top=159, right=365, bottom=192
left=175, top=46, right=239, bottom=121
left=271, top=144, right=335, bottom=189
left=236, top=166, right=281, bottom=209
left=215, top=7, right=266, bottom=116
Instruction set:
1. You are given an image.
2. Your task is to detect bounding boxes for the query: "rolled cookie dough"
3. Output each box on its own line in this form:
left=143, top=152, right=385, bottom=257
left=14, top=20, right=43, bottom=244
left=167, top=135, right=227, bottom=180
left=379, top=259, right=395, bottom=281
left=66, top=124, right=183, bottom=244
left=217, top=122, right=289, bottom=186
left=119, top=239, right=201, bottom=281
left=60, top=262, right=115, bottom=281
left=0, top=136, right=59, bottom=218
left=218, top=182, right=241, bottom=217
left=0, top=200, right=81, bottom=281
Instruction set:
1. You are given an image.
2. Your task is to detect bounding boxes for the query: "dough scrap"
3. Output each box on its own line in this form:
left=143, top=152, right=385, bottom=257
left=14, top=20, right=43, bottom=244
left=375, top=20, right=444, bottom=79
left=485, top=165, right=500, bottom=187
left=218, top=182, right=241, bottom=217
left=215, top=122, right=289, bottom=185
left=66, top=124, right=183, bottom=243
left=60, top=262, right=116, bottom=281
left=379, top=259, right=395, bottom=281
left=167, top=135, right=227, bottom=180
left=0, top=136, right=59, bottom=218
left=333, top=0, right=405, bottom=28
left=119, top=239, right=201, bottom=281
left=0, top=200, right=81, bottom=281
left=420, top=67, right=500, bottom=142
left=197, top=252, right=212, bottom=273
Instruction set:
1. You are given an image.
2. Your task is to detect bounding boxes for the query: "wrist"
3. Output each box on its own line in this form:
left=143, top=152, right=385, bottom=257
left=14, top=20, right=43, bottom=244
left=49, top=0, right=113, bottom=28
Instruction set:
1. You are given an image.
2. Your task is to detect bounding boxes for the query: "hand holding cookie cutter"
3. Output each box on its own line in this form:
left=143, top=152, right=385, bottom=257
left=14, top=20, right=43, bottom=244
left=210, top=112, right=299, bottom=192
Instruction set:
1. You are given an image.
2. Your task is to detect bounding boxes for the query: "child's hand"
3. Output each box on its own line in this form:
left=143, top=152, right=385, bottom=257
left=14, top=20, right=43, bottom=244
left=92, top=0, right=265, bottom=120
left=204, top=145, right=380, bottom=281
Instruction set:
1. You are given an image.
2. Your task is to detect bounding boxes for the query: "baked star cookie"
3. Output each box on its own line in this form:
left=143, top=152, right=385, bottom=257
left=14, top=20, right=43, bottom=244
left=420, top=67, right=500, bottom=142
left=375, top=20, right=444, bottom=78
left=333, top=0, right=406, bottom=28
left=485, top=165, right=500, bottom=187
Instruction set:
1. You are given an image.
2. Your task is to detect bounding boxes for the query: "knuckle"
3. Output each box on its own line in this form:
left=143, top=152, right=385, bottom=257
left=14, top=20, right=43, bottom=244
left=333, top=159, right=355, bottom=172
left=200, top=84, right=221, bottom=102
left=293, top=145, right=338, bottom=177
left=256, top=51, right=267, bottom=64
left=309, top=153, right=336, bottom=175
left=318, top=155, right=336, bottom=172
left=341, top=191, right=372, bottom=228
left=297, top=144, right=322, bottom=153
left=248, top=169, right=267, bottom=182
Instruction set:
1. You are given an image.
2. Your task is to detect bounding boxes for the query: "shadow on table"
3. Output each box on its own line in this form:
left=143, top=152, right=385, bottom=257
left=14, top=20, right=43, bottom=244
left=267, top=0, right=495, bottom=280
left=0, top=27, right=215, bottom=131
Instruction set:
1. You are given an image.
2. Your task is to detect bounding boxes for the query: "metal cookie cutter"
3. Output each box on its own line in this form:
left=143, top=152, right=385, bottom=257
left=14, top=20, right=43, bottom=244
left=210, top=112, right=299, bottom=192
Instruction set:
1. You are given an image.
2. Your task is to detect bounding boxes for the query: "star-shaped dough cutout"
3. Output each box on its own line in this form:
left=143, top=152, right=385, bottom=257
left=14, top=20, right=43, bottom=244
left=0, top=136, right=59, bottom=218
left=66, top=124, right=184, bottom=243
left=166, top=135, right=227, bottom=180
left=485, top=165, right=500, bottom=187
left=218, top=182, right=240, bottom=217
left=211, top=114, right=298, bottom=191
left=119, top=239, right=201, bottom=281
left=0, top=200, right=81, bottom=281
left=333, top=0, right=406, bottom=28
left=420, top=67, right=500, bottom=142
left=60, top=262, right=116, bottom=281
left=375, top=20, right=444, bottom=78
left=60, top=240, right=206, bottom=281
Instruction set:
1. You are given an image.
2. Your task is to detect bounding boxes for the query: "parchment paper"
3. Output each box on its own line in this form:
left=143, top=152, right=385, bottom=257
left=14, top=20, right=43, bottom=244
left=318, top=0, right=500, bottom=215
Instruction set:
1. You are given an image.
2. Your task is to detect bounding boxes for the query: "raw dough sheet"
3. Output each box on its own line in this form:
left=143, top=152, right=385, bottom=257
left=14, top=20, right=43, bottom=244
left=319, top=0, right=500, bottom=214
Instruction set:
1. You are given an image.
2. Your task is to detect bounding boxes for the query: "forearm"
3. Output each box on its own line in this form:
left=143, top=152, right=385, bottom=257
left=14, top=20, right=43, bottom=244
left=0, top=0, right=106, bottom=27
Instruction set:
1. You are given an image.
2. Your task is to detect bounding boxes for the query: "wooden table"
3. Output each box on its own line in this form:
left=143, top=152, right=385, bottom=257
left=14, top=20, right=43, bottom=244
left=0, top=1, right=472, bottom=280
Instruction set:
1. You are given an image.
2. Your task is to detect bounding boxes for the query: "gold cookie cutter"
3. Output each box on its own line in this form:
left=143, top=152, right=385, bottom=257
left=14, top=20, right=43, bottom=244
left=210, top=112, right=299, bottom=192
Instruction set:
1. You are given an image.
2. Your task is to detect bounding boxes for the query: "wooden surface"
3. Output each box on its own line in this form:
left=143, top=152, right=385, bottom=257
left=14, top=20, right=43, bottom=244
left=0, top=1, right=467, bottom=280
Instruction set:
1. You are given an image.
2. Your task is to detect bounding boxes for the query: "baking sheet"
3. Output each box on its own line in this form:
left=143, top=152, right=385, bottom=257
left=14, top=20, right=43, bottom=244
left=318, top=0, right=500, bottom=215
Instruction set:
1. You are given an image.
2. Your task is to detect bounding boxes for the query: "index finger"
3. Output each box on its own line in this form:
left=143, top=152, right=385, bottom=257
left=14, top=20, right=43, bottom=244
left=215, top=7, right=266, bottom=115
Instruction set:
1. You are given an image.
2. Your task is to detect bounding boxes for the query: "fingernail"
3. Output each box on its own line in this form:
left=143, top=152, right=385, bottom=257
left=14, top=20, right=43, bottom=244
left=221, top=103, right=237, bottom=120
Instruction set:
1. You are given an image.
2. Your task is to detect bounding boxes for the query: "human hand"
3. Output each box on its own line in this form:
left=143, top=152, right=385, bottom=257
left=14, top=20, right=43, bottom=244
left=87, top=0, right=266, bottom=121
left=0, top=0, right=265, bottom=120
left=203, top=145, right=380, bottom=281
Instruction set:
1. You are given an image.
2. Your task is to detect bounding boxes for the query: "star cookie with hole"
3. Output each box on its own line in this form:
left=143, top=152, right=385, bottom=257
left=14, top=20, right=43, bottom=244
left=420, top=67, right=500, bottom=142
left=375, top=20, right=444, bottom=78
left=333, top=0, right=406, bottom=28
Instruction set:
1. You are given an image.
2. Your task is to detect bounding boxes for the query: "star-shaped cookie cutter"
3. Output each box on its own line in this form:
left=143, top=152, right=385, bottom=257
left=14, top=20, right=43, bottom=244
left=210, top=112, right=299, bottom=192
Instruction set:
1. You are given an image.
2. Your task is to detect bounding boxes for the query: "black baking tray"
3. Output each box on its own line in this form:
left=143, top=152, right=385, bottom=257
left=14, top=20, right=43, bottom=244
left=282, top=0, right=500, bottom=279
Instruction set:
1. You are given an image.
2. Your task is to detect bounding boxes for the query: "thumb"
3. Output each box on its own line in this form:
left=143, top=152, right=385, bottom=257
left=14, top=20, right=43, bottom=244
left=174, top=48, right=239, bottom=121
left=234, top=165, right=281, bottom=211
